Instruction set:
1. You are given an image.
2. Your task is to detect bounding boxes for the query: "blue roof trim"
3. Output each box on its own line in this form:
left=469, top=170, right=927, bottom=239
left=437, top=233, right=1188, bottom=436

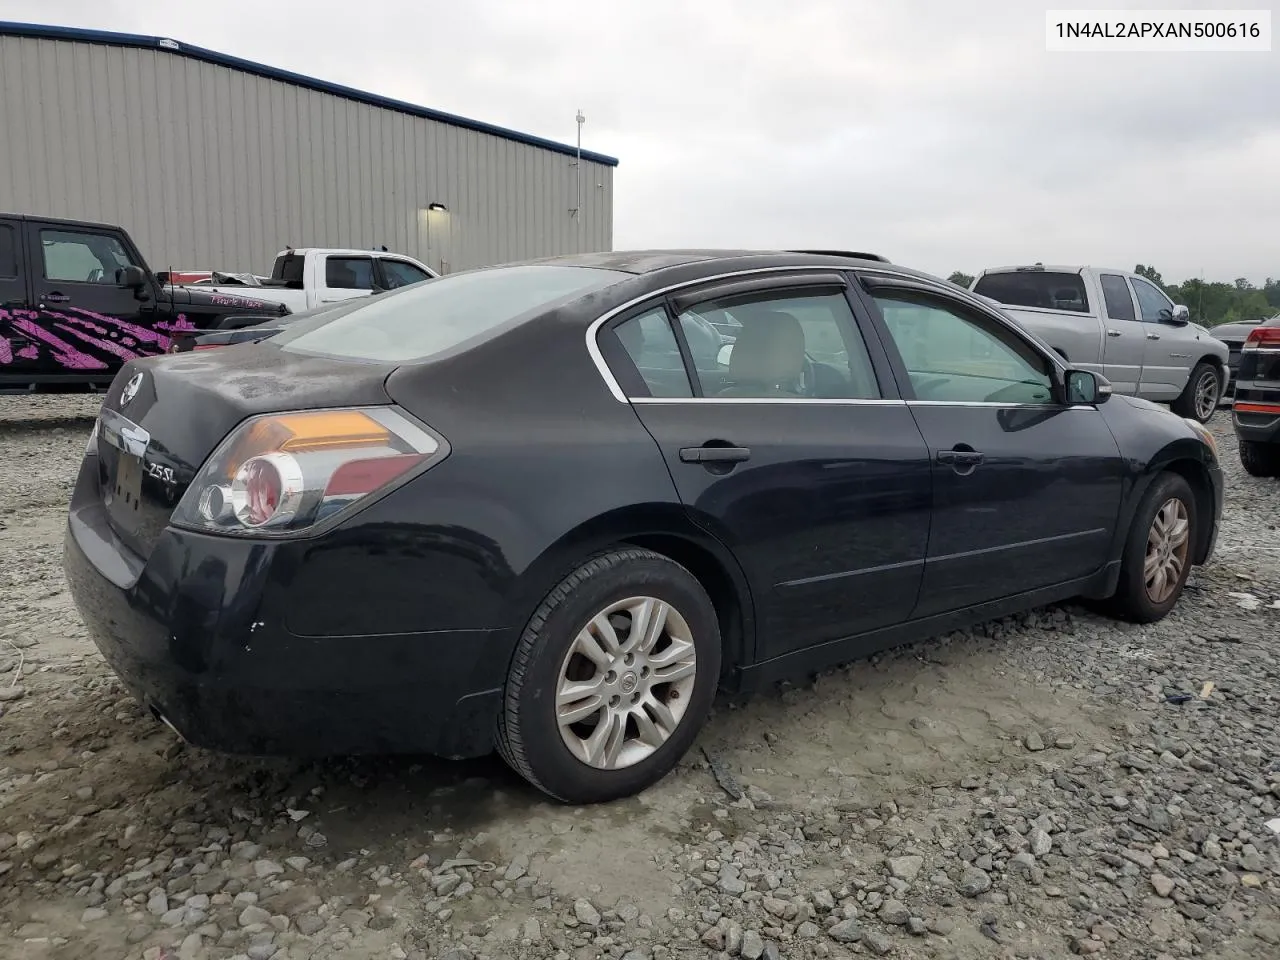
left=0, top=20, right=620, bottom=167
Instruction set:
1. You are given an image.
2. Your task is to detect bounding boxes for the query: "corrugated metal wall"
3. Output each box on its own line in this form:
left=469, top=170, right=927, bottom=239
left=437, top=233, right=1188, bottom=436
left=0, top=35, right=614, bottom=275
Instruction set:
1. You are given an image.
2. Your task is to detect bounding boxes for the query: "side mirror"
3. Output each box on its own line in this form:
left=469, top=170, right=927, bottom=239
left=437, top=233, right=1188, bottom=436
left=717, top=343, right=734, bottom=366
left=1065, top=369, right=1112, bottom=405
left=117, top=265, right=147, bottom=289
left=1170, top=304, right=1190, bottom=325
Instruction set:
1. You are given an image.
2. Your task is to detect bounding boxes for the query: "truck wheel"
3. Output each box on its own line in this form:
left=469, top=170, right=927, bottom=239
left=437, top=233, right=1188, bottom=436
left=1171, top=362, right=1220, bottom=422
left=1099, top=472, right=1198, bottom=624
left=1240, top=440, right=1280, bottom=478
left=496, top=548, right=721, bottom=804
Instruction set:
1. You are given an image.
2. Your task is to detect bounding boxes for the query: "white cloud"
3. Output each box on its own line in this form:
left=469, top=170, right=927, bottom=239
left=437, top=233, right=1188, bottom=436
left=4, top=0, right=1276, bottom=283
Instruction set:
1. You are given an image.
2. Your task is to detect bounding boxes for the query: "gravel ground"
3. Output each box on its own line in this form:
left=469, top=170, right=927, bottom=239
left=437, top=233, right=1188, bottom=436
left=1, top=394, right=1277, bottom=960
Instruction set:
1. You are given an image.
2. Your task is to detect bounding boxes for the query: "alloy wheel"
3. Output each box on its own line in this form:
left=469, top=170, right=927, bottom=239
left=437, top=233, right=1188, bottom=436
left=1194, top=370, right=1219, bottom=421
left=1144, top=498, right=1190, bottom=604
left=555, top=596, right=698, bottom=770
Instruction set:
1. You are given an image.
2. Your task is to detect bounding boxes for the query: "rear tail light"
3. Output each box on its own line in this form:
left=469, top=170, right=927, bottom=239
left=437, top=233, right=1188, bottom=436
left=1243, top=326, right=1280, bottom=349
left=192, top=344, right=223, bottom=351
left=172, top=407, right=446, bottom=536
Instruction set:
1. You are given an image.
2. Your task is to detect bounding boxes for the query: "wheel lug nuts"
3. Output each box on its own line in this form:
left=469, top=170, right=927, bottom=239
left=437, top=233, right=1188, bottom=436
left=605, top=671, right=616, bottom=683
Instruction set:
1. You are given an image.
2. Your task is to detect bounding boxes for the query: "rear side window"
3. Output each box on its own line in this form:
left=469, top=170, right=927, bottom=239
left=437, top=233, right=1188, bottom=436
left=972, top=271, right=1091, bottom=313
left=0, top=225, right=15, bottom=279
left=278, top=264, right=628, bottom=363
left=682, top=290, right=880, bottom=400
left=325, top=257, right=376, bottom=290
left=613, top=309, right=693, bottom=397
left=1099, top=274, right=1136, bottom=321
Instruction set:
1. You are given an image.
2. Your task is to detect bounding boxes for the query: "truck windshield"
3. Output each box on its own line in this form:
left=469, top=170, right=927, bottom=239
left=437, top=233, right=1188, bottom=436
left=275, top=264, right=629, bottom=363
left=973, top=271, right=1091, bottom=313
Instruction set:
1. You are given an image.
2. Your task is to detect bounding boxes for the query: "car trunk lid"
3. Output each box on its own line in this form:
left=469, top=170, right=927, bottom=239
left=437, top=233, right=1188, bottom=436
left=93, top=344, right=396, bottom=559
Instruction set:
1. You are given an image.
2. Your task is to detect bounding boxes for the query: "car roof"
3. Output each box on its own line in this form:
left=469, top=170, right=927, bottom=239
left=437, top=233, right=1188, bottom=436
left=508, top=248, right=902, bottom=275
left=0, top=211, right=124, bottom=231
left=276, top=248, right=423, bottom=258
left=978, top=265, right=1131, bottom=276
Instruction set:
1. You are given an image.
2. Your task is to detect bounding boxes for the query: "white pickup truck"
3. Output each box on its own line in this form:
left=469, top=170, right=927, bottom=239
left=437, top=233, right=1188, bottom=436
left=168, top=248, right=438, bottom=313
left=970, top=264, right=1229, bottom=423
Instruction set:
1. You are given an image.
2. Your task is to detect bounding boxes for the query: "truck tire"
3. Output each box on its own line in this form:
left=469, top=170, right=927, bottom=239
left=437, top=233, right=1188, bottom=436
left=1240, top=440, right=1280, bottom=478
left=1171, top=361, right=1220, bottom=423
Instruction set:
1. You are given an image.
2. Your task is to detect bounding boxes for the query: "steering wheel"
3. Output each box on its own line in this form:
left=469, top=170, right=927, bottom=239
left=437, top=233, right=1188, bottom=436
left=87, top=268, right=104, bottom=283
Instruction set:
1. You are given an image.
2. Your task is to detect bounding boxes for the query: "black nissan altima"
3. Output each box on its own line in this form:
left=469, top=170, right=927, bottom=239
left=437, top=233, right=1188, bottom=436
left=64, top=250, right=1224, bottom=803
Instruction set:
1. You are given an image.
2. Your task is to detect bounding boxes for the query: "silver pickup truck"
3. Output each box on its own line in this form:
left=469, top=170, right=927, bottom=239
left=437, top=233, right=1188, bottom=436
left=970, top=265, right=1229, bottom=423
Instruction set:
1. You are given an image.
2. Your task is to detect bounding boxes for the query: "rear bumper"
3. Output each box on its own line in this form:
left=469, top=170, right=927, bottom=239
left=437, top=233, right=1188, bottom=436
left=63, top=470, right=510, bottom=760
left=1231, top=387, right=1280, bottom=446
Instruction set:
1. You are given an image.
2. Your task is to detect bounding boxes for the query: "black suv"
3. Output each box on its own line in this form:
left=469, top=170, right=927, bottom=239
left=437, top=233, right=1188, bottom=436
left=1232, top=314, right=1280, bottom=476
left=1, top=213, right=288, bottom=390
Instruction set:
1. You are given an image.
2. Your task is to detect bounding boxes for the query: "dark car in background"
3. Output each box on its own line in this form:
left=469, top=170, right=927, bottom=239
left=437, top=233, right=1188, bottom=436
left=1231, top=315, right=1280, bottom=477
left=1211, top=318, right=1268, bottom=396
left=64, top=249, right=1222, bottom=804
left=1, top=213, right=288, bottom=390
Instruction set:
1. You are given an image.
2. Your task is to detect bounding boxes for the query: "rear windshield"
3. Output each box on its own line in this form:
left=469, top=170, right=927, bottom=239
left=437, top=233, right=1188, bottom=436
left=972, top=271, right=1091, bottom=313
left=272, top=254, right=305, bottom=284
left=276, top=264, right=628, bottom=362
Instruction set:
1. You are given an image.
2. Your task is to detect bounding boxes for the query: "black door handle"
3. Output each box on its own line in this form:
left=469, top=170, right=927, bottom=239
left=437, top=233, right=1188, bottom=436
left=679, top=445, right=751, bottom=464
left=936, top=448, right=984, bottom=467
left=45, top=292, right=71, bottom=303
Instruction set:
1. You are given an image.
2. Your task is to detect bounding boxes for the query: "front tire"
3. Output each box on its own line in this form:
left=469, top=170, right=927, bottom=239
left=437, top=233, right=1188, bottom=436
left=496, top=548, right=721, bottom=804
left=1102, top=473, right=1197, bottom=624
left=1240, top=440, right=1280, bottom=478
left=1172, top=361, right=1221, bottom=423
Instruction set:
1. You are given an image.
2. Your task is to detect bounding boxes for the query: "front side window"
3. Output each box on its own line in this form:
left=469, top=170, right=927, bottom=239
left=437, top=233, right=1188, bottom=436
left=380, top=259, right=432, bottom=289
left=40, top=229, right=138, bottom=284
left=681, top=291, right=879, bottom=399
left=613, top=309, right=693, bottom=398
left=873, top=292, right=1054, bottom=404
left=972, top=270, right=1091, bottom=313
left=325, top=257, right=376, bottom=290
left=1099, top=273, right=1136, bottom=321
left=279, top=264, right=628, bottom=363
left=1131, top=277, right=1173, bottom=323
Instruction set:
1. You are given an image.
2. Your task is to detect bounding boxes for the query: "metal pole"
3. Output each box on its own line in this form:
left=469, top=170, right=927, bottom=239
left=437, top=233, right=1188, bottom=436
left=574, top=110, right=585, bottom=241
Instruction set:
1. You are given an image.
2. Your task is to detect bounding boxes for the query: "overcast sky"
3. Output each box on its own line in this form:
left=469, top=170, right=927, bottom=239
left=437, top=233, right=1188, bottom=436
left=6, top=0, right=1277, bottom=283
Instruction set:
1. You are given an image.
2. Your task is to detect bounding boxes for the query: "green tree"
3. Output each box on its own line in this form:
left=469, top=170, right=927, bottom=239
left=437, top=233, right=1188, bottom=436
left=947, top=271, right=974, bottom=288
left=1134, top=264, right=1165, bottom=289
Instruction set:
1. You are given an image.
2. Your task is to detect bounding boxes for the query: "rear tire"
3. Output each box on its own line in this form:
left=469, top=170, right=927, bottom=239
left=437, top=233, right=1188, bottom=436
left=1240, top=440, right=1280, bottom=478
left=1171, top=362, right=1220, bottom=423
left=1101, top=472, right=1198, bottom=624
left=496, top=548, right=721, bottom=804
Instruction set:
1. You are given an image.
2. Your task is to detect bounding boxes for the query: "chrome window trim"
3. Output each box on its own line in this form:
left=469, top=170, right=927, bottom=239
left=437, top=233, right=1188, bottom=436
left=631, top=397, right=906, bottom=406
left=584, top=263, right=1070, bottom=404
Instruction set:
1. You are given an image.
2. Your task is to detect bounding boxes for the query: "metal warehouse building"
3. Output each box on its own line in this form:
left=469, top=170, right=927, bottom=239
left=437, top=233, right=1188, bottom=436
left=0, top=22, right=617, bottom=276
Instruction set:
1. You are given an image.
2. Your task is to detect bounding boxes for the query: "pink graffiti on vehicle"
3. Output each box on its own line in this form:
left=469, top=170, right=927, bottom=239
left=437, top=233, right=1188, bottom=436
left=0, top=309, right=199, bottom=369
left=53, top=323, right=147, bottom=363
left=0, top=309, right=108, bottom=370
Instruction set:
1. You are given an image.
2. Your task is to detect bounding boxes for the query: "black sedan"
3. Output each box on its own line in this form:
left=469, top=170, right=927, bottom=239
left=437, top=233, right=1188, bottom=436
left=1232, top=314, right=1280, bottom=477
left=64, top=250, right=1224, bottom=804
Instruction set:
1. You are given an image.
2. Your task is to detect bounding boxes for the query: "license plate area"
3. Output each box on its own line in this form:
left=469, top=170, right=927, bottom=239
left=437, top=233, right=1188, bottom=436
left=109, top=450, right=144, bottom=514
left=100, top=408, right=150, bottom=520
